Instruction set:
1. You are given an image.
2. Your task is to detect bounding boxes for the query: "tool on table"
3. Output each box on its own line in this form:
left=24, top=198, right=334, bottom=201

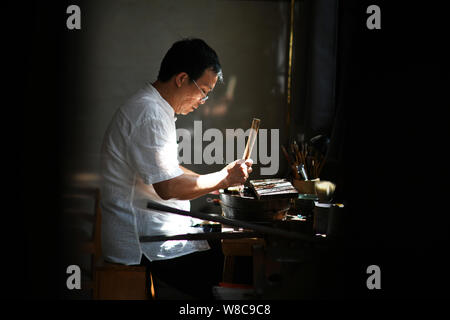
left=298, top=163, right=308, bottom=181
left=228, top=118, right=261, bottom=194
left=242, top=118, right=260, bottom=160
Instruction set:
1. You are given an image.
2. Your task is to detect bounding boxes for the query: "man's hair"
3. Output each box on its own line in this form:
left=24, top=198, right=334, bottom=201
left=157, top=38, right=223, bottom=83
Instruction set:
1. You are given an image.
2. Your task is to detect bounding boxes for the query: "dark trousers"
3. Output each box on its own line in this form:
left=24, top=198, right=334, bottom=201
left=140, top=241, right=224, bottom=299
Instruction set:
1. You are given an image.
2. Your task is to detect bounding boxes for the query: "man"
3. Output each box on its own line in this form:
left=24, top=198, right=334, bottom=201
left=100, top=38, right=252, bottom=299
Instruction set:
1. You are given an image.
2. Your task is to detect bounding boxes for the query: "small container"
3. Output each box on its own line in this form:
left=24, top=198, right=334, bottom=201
left=293, top=178, right=320, bottom=194
left=327, top=203, right=345, bottom=238
left=313, top=202, right=331, bottom=234
left=313, top=202, right=345, bottom=236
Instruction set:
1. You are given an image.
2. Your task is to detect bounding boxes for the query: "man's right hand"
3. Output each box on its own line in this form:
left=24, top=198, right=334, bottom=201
left=221, top=158, right=253, bottom=188
left=153, top=158, right=253, bottom=201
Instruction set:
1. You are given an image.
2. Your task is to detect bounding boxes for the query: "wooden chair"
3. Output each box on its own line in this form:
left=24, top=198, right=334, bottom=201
left=92, top=189, right=152, bottom=300
left=65, top=186, right=152, bottom=300
left=62, top=186, right=100, bottom=294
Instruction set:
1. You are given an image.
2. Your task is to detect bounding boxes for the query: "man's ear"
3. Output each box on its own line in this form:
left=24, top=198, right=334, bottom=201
left=175, top=72, right=189, bottom=88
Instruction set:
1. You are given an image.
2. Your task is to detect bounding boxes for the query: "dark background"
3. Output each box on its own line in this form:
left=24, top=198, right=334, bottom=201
left=338, top=0, right=450, bottom=298
left=6, top=0, right=449, bottom=299
left=8, top=1, right=68, bottom=299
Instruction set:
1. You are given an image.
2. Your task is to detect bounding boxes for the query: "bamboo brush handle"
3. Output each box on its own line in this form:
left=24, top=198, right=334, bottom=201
left=242, top=118, right=260, bottom=160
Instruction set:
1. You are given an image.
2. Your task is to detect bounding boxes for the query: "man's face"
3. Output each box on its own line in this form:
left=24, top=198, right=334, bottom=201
left=175, top=68, right=219, bottom=115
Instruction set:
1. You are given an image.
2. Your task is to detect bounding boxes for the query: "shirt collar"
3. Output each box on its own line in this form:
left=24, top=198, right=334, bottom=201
left=147, top=83, right=177, bottom=121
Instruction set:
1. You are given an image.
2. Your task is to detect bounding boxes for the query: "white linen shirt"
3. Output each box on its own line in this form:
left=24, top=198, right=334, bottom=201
left=100, top=83, right=209, bottom=265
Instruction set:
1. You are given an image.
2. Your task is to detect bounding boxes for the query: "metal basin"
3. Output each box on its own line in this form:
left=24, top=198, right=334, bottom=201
left=219, top=189, right=291, bottom=222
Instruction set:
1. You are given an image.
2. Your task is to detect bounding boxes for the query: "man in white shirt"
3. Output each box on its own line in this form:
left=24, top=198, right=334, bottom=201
left=100, top=38, right=252, bottom=299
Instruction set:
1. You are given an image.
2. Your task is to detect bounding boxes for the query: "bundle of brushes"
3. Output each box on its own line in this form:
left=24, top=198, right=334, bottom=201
left=281, top=140, right=326, bottom=180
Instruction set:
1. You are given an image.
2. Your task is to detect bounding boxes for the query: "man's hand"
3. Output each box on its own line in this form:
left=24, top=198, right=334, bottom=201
left=221, top=158, right=253, bottom=187
left=153, top=159, right=253, bottom=201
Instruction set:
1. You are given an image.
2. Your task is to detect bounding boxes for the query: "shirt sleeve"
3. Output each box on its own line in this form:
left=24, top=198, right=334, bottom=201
left=127, top=115, right=183, bottom=185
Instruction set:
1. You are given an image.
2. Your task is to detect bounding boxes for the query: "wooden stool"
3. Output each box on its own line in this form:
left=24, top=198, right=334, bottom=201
left=93, top=261, right=151, bottom=300
left=221, top=237, right=265, bottom=285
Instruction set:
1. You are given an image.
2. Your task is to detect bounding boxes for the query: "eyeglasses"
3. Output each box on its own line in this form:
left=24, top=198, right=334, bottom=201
left=192, top=79, right=209, bottom=102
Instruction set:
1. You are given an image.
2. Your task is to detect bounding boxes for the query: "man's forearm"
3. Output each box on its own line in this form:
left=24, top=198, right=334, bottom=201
left=179, top=165, right=198, bottom=176
left=154, top=159, right=252, bottom=201
left=154, top=170, right=228, bottom=201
